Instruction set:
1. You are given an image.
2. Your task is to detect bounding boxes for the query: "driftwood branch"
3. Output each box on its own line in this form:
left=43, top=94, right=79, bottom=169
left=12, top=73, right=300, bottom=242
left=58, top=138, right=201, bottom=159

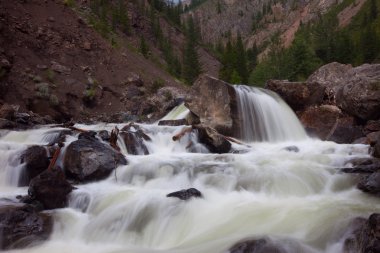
left=110, top=126, right=120, bottom=151
left=47, top=142, right=64, bottom=171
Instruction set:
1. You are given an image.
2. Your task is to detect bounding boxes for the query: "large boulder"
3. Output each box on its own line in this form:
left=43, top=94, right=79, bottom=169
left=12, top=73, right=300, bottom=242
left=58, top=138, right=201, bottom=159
left=343, top=213, right=380, bottom=253
left=265, top=80, right=324, bottom=111
left=28, top=168, right=73, bottom=210
left=64, top=138, right=127, bottom=182
left=299, top=105, right=362, bottom=142
left=336, top=64, right=380, bottom=121
left=0, top=203, right=52, bottom=250
left=185, top=75, right=238, bottom=136
left=18, top=146, right=49, bottom=186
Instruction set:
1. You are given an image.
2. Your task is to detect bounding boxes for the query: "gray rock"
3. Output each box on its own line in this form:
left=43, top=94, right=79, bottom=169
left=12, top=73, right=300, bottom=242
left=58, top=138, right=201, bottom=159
left=185, top=75, right=238, bottom=136
left=64, top=138, right=127, bottom=182
left=19, top=146, right=49, bottom=186
left=0, top=203, right=52, bottom=250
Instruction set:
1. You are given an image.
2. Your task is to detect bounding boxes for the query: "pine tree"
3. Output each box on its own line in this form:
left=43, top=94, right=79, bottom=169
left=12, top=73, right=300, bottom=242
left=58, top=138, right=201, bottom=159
left=235, top=34, right=248, bottom=83
left=139, top=36, right=149, bottom=58
left=183, top=16, right=201, bottom=85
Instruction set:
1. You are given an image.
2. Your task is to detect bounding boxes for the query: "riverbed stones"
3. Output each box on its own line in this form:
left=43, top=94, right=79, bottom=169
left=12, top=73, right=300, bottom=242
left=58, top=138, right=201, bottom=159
left=358, top=172, right=380, bottom=196
left=120, top=124, right=151, bottom=155
left=64, top=137, right=127, bottom=182
left=0, top=203, right=52, bottom=250
left=28, top=168, right=73, bottom=210
left=18, top=145, right=49, bottom=186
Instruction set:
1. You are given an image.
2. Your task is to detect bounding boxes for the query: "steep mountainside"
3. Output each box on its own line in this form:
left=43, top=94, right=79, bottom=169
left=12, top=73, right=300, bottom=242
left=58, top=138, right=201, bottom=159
left=0, top=0, right=220, bottom=122
left=183, top=0, right=347, bottom=49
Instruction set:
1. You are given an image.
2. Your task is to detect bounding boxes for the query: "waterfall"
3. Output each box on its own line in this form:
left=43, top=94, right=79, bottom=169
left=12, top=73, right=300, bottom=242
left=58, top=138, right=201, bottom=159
left=234, top=85, right=307, bottom=142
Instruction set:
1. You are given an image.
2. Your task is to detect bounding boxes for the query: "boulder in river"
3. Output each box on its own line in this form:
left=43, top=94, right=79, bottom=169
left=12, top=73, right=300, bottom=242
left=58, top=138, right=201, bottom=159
left=185, top=75, right=239, bottom=136
left=28, top=168, right=73, bottom=210
left=120, top=123, right=151, bottom=155
left=228, top=237, right=311, bottom=253
left=0, top=203, right=52, bottom=250
left=166, top=188, right=202, bottom=200
left=64, top=137, right=127, bottom=182
left=343, top=213, right=380, bottom=253
left=193, top=125, right=231, bottom=153
left=357, top=172, right=380, bottom=196
left=18, top=145, right=49, bottom=186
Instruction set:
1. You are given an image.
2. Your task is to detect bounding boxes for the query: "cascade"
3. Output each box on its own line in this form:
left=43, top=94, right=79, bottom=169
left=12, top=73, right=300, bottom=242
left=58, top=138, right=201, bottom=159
left=234, top=85, right=308, bottom=142
left=0, top=100, right=378, bottom=253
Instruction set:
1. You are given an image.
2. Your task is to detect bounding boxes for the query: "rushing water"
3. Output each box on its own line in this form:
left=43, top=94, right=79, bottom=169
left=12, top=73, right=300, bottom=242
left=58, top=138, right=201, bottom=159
left=0, top=87, right=379, bottom=253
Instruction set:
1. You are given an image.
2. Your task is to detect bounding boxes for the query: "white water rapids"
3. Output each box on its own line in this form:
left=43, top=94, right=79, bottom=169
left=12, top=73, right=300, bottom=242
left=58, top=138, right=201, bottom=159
left=0, top=86, right=379, bottom=253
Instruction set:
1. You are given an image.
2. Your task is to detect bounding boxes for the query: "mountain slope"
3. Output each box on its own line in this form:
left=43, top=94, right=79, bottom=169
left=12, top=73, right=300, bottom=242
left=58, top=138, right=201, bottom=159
left=0, top=0, right=220, bottom=122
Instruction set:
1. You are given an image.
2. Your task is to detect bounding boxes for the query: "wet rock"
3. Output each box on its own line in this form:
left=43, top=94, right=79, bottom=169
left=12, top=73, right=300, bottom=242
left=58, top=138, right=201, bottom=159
left=0, top=203, right=52, bottom=250
left=78, top=130, right=97, bottom=140
left=28, top=168, right=73, bottom=210
left=357, top=172, right=380, bottom=196
left=283, top=146, right=299, bottom=152
left=352, top=137, right=369, bottom=145
left=367, top=131, right=380, bottom=146
left=193, top=125, right=231, bottom=153
left=18, top=146, right=49, bottom=186
left=343, top=213, right=380, bottom=253
left=120, top=124, right=151, bottom=155
left=0, top=118, right=16, bottom=129
left=341, top=158, right=380, bottom=174
left=265, top=80, right=324, bottom=111
left=64, top=138, right=127, bottom=182
left=98, top=130, right=110, bottom=141
left=185, top=75, right=238, bottom=136
left=166, top=188, right=202, bottom=200
left=228, top=237, right=310, bottom=253
left=158, top=119, right=188, bottom=126
left=327, top=117, right=363, bottom=144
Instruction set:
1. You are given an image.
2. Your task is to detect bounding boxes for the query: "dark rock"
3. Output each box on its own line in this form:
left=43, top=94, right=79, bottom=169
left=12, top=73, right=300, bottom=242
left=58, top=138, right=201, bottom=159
left=78, top=131, right=97, bottom=140
left=51, top=61, right=70, bottom=74
left=0, top=104, right=16, bottom=120
left=14, top=112, right=31, bottom=124
left=28, top=168, right=73, bottom=210
left=185, top=75, right=238, bottom=137
left=358, top=172, right=380, bottom=195
left=352, top=137, right=369, bottom=145
left=228, top=237, right=309, bottom=253
left=0, top=203, right=52, bottom=250
left=193, top=125, right=231, bottom=153
left=64, top=138, right=127, bottom=182
left=158, top=119, right=188, bottom=126
left=0, top=118, right=16, bottom=129
left=98, top=130, right=110, bottom=141
left=265, top=80, right=324, bottom=111
left=327, top=117, right=363, bottom=144
left=19, top=146, right=49, bottom=186
left=120, top=124, right=151, bottom=155
left=166, top=188, right=202, bottom=200
left=365, top=120, right=380, bottom=134
left=283, top=146, right=299, bottom=152
left=343, top=213, right=380, bottom=253
left=367, top=131, right=380, bottom=146
left=341, top=158, right=380, bottom=174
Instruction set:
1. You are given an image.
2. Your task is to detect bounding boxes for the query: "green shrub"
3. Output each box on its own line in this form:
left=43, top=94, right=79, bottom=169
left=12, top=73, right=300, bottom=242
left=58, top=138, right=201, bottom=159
left=35, top=83, right=50, bottom=98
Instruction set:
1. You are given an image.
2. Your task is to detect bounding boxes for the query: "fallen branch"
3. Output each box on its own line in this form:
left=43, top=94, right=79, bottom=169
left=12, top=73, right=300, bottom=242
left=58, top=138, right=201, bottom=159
left=47, top=142, right=64, bottom=171
left=110, top=126, right=120, bottom=151
left=172, top=127, right=192, bottom=141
